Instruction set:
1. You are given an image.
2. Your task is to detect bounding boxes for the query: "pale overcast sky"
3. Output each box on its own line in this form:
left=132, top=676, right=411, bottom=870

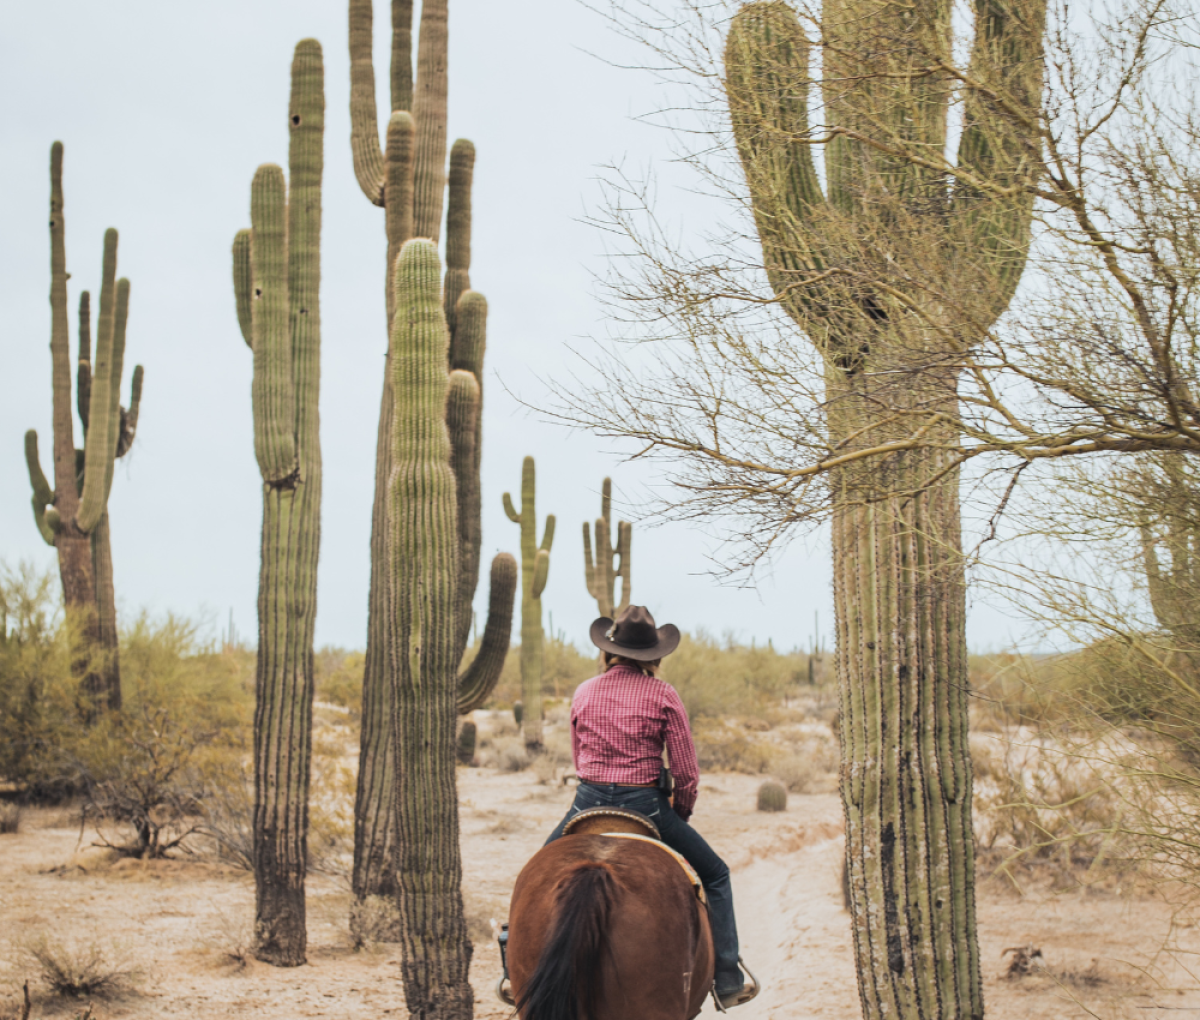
left=2, top=0, right=1027, bottom=654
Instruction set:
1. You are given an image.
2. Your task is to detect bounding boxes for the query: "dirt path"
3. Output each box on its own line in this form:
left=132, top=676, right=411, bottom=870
left=3, top=770, right=1199, bottom=1019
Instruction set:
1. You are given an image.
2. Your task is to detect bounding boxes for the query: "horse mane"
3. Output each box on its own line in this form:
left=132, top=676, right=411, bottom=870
left=517, top=861, right=615, bottom=1020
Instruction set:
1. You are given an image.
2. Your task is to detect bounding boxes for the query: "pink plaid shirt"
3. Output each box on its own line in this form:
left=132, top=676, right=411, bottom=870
left=570, top=664, right=701, bottom=821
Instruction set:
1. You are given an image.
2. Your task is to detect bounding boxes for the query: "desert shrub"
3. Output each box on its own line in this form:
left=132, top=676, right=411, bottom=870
left=199, top=777, right=254, bottom=870
left=531, top=726, right=573, bottom=784
left=307, top=742, right=355, bottom=876
left=457, top=720, right=477, bottom=765
left=315, top=647, right=365, bottom=720
left=757, top=780, right=787, bottom=812
left=479, top=734, right=529, bottom=772
left=0, top=803, right=21, bottom=834
left=664, top=631, right=808, bottom=719
left=21, top=933, right=136, bottom=999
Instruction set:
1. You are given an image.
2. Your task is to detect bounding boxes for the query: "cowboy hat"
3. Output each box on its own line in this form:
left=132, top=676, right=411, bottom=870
left=589, top=605, right=681, bottom=661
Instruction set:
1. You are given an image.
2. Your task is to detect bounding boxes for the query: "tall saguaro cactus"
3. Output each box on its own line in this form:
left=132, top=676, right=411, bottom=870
left=583, top=477, right=631, bottom=619
left=725, top=2, right=1046, bottom=1018
left=504, top=457, right=555, bottom=751
left=347, top=0, right=517, bottom=945
left=25, top=142, right=144, bottom=714
left=387, top=237, right=479, bottom=1019
left=231, top=39, right=324, bottom=968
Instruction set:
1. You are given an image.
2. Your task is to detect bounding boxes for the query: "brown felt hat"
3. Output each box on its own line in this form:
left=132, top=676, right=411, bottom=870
left=589, top=605, right=681, bottom=661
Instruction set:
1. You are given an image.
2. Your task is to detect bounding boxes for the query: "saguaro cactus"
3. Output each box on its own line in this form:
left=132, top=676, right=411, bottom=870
left=583, top=477, right=631, bottom=619
left=348, top=0, right=517, bottom=947
left=230, top=39, right=324, bottom=968
left=1140, top=457, right=1200, bottom=651
left=24, top=142, right=144, bottom=714
left=504, top=457, right=555, bottom=751
left=388, top=237, right=478, bottom=1018
left=725, top=3, right=1046, bottom=1018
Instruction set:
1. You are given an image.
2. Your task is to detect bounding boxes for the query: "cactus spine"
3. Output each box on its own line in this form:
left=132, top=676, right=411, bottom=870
left=725, top=2, right=1046, bottom=1017
left=503, top=457, right=555, bottom=751
left=348, top=0, right=518, bottom=950
left=583, top=477, right=631, bottom=619
left=230, top=39, right=324, bottom=967
left=24, top=143, right=144, bottom=714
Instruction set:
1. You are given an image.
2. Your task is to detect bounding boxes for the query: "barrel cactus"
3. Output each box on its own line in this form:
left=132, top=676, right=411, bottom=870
left=725, top=2, right=1047, bottom=1016
left=757, top=780, right=788, bottom=813
left=583, top=477, right=631, bottom=619
left=230, top=39, right=324, bottom=967
left=24, top=142, right=144, bottom=715
left=348, top=0, right=517, bottom=950
left=504, top=457, right=555, bottom=751
left=513, top=700, right=524, bottom=728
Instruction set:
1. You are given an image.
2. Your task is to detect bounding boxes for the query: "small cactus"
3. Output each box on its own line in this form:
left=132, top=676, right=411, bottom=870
left=757, top=779, right=787, bottom=813
left=512, top=700, right=524, bottom=727
left=456, top=720, right=477, bottom=766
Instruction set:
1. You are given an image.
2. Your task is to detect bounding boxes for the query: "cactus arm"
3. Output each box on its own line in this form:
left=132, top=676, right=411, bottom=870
left=115, top=364, right=144, bottom=458
left=583, top=522, right=600, bottom=601
left=32, top=497, right=57, bottom=545
left=595, top=515, right=613, bottom=611
left=531, top=549, right=550, bottom=600
left=457, top=551, right=518, bottom=712
left=725, top=3, right=828, bottom=329
left=390, top=0, right=414, bottom=113
left=96, top=278, right=130, bottom=512
left=1142, top=522, right=1176, bottom=631
left=411, top=0, right=449, bottom=240
left=25, top=430, right=57, bottom=545
left=385, top=113, right=416, bottom=319
left=249, top=165, right=298, bottom=485
left=348, top=0, right=386, bottom=205
left=601, top=476, right=612, bottom=527
left=76, top=232, right=120, bottom=534
left=616, top=519, right=632, bottom=614
left=233, top=230, right=254, bottom=347
left=444, top=139, right=474, bottom=337
left=950, top=0, right=1047, bottom=323
left=502, top=492, right=520, bottom=523
left=77, top=291, right=92, bottom=430
left=448, top=369, right=480, bottom=658
left=541, top=514, right=556, bottom=553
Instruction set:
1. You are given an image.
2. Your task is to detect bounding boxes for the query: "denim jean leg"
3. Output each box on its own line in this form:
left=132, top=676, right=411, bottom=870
left=650, top=796, right=743, bottom=993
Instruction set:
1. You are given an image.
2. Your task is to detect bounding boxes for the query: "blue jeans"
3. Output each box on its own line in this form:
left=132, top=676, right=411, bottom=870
left=546, top=782, right=743, bottom=994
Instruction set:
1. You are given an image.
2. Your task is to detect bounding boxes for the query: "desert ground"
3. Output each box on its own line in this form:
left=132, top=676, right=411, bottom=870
left=4, top=761, right=1200, bottom=1020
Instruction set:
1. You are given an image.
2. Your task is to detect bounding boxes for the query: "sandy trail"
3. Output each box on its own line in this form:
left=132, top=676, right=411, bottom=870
left=3, top=768, right=1199, bottom=1019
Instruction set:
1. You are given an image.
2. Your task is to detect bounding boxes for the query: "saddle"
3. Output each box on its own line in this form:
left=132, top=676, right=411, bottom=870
left=563, top=807, right=706, bottom=904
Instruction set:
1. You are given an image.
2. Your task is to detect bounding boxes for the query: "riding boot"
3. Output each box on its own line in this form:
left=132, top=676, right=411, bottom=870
left=705, top=867, right=743, bottom=995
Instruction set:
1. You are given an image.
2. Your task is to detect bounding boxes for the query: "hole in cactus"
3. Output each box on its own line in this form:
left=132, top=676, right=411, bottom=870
left=255, top=288, right=262, bottom=298
left=291, top=115, right=301, bottom=126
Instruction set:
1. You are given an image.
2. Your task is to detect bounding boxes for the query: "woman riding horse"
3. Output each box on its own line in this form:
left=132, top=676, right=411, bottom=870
left=540, top=605, right=755, bottom=1010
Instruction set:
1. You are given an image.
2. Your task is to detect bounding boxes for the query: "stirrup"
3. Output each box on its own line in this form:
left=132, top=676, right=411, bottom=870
left=493, top=920, right=515, bottom=1006
left=712, top=956, right=762, bottom=1011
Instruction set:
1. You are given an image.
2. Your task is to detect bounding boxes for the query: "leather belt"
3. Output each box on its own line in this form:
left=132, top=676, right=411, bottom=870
left=582, top=780, right=658, bottom=789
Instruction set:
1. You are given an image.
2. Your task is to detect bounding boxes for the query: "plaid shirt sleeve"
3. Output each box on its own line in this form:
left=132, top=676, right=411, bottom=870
left=662, top=684, right=700, bottom=820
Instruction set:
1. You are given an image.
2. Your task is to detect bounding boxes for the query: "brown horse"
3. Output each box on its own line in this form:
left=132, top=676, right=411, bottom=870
left=506, top=832, right=715, bottom=1020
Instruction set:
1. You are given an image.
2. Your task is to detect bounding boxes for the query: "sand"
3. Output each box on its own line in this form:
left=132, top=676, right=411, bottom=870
left=3, top=768, right=1198, bottom=1019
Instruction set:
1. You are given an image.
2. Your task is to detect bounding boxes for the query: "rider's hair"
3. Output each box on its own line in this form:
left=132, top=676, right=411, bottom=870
left=603, top=652, right=661, bottom=677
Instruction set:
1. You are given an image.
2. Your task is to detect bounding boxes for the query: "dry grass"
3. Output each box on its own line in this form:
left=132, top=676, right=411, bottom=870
left=0, top=804, right=20, bottom=835
left=20, top=932, right=138, bottom=1000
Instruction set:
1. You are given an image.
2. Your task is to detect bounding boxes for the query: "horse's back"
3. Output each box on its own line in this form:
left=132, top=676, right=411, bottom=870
left=509, top=834, right=713, bottom=1019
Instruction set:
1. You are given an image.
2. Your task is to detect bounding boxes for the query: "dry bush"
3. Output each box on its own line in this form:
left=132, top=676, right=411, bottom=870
left=307, top=743, right=356, bottom=877
left=20, top=933, right=137, bottom=1000
left=0, top=804, right=21, bottom=834
left=531, top=726, right=573, bottom=785
left=314, top=647, right=365, bottom=721
left=479, top=735, right=530, bottom=773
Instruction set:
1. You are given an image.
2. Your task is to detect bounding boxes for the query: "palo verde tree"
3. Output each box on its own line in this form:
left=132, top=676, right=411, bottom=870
left=231, top=39, right=324, bottom=967
left=347, top=0, right=517, bottom=950
left=25, top=142, right=144, bottom=715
